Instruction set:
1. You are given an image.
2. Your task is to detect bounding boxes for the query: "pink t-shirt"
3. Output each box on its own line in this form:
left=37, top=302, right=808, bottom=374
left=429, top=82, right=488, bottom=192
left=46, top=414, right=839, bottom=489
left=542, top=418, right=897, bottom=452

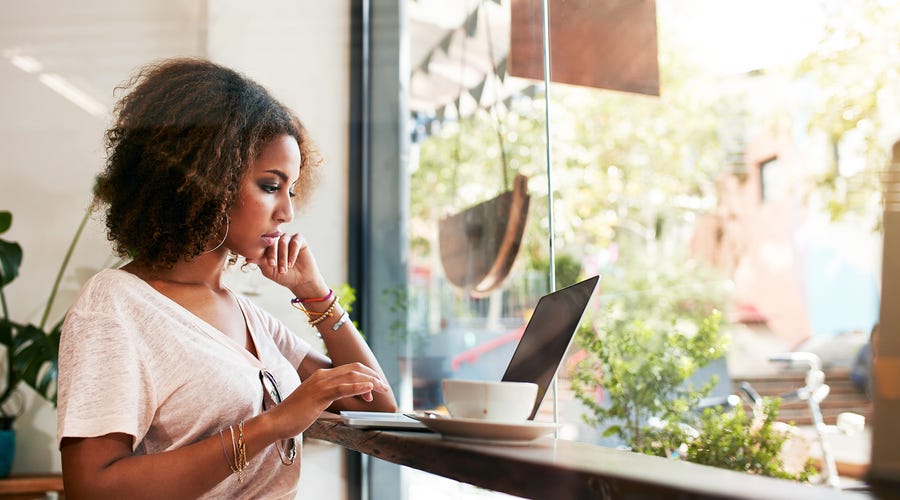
left=57, top=269, right=313, bottom=499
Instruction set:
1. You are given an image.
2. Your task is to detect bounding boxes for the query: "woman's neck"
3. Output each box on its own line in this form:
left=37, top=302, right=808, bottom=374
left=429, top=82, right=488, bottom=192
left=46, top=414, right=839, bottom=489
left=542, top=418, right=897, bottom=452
left=122, top=253, right=228, bottom=290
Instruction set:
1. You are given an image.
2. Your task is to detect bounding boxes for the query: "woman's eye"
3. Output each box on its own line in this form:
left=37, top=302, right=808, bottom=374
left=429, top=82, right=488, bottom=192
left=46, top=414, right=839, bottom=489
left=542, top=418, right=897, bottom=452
left=260, top=184, right=279, bottom=193
left=288, top=191, right=297, bottom=198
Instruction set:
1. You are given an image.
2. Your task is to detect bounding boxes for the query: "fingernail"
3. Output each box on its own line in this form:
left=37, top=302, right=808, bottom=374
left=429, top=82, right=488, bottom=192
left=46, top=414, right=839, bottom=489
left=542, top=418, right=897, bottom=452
left=280, top=266, right=286, bottom=274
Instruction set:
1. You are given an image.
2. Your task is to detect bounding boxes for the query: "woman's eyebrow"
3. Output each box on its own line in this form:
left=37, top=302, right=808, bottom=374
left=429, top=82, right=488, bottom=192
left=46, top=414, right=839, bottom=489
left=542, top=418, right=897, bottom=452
left=264, top=169, right=289, bottom=182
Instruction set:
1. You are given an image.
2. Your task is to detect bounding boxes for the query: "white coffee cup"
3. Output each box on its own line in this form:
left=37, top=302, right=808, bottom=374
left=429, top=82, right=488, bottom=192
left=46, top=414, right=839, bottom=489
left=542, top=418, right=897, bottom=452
left=441, top=379, right=538, bottom=422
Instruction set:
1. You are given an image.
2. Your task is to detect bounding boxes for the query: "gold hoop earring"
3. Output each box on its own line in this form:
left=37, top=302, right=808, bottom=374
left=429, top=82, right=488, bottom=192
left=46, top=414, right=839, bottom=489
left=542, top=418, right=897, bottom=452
left=201, top=218, right=230, bottom=255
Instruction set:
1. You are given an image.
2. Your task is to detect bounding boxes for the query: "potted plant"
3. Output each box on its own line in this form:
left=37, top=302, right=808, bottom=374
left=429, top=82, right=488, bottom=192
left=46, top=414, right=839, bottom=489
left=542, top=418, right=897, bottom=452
left=0, top=209, right=87, bottom=477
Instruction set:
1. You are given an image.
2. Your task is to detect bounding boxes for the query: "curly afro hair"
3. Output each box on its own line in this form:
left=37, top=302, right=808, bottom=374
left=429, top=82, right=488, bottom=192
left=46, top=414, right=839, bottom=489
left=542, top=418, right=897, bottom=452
left=94, top=58, right=321, bottom=270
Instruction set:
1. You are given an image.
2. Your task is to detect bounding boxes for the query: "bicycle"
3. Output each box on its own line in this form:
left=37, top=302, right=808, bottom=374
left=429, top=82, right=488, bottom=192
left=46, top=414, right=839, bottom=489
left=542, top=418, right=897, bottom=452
left=739, top=351, right=863, bottom=490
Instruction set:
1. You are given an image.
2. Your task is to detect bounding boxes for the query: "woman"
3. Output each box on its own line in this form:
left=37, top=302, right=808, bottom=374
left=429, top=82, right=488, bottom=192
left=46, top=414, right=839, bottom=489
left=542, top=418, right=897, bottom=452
left=57, top=58, right=397, bottom=499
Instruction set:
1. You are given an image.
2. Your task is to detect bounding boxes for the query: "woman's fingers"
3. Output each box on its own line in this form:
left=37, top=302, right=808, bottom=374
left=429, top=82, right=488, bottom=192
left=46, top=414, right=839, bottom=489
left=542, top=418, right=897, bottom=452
left=287, top=233, right=304, bottom=270
left=331, top=367, right=390, bottom=397
left=267, top=235, right=278, bottom=269
left=303, top=364, right=390, bottom=404
left=250, top=232, right=302, bottom=276
left=340, top=362, right=391, bottom=391
left=276, top=232, right=303, bottom=274
left=268, top=233, right=305, bottom=275
left=336, top=367, right=389, bottom=404
left=329, top=381, right=378, bottom=401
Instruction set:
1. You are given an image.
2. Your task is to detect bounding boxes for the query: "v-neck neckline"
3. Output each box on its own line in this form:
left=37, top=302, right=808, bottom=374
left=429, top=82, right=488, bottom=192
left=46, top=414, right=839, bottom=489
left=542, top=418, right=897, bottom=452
left=115, top=269, right=264, bottom=369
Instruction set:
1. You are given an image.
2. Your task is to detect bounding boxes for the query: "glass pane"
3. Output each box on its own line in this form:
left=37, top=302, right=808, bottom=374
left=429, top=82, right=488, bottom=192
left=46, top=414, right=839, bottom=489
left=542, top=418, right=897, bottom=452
left=404, top=0, right=550, bottom=413
left=401, top=0, right=892, bottom=489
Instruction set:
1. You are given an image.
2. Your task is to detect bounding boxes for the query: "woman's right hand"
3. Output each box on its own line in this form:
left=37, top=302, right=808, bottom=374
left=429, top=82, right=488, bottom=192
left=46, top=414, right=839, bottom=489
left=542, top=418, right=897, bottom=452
left=270, top=362, right=390, bottom=439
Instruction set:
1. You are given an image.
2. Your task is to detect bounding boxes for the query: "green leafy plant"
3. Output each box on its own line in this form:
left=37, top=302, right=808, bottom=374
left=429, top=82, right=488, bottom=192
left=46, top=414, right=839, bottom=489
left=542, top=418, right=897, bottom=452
left=382, top=285, right=435, bottom=357
left=330, top=283, right=406, bottom=345
left=382, top=286, right=408, bottom=346
left=570, top=251, right=734, bottom=457
left=572, top=309, right=727, bottom=457
left=0, top=210, right=88, bottom=426
left=570, top=256, right=813, bottom=480
left=335, top=283, right=360, bottom=336
left=685, top=398, right=817, bottom=481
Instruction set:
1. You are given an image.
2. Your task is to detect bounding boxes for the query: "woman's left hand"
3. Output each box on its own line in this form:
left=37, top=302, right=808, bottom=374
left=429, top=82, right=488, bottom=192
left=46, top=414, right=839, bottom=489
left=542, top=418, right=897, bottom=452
left=245, top=232, right=329, bottom=297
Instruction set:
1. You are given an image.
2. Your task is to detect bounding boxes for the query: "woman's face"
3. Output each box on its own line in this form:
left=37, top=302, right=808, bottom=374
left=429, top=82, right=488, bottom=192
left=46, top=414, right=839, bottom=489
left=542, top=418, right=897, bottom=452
left=226, top=134, right=301, bottom=259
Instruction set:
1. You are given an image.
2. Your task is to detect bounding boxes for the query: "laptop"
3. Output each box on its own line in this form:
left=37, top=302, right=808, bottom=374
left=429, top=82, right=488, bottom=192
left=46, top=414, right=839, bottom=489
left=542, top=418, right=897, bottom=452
left=340, top=275, right=600, bottom=429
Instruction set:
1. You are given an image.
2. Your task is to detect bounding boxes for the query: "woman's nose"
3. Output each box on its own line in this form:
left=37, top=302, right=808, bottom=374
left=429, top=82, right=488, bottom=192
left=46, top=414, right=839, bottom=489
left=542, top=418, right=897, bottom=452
left=276, top=194, right=294, bottom=223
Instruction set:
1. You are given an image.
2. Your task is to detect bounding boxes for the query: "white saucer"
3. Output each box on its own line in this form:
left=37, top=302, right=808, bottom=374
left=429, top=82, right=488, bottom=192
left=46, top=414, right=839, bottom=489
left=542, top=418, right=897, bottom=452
left=410, top=414, right=558, bottom=443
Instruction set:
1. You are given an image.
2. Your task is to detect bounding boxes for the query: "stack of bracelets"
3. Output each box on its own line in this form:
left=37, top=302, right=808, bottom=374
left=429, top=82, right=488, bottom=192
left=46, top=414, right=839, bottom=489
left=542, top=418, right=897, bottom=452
left=290, top=289, right=350, bottom=336
left=219, top=421, right=249, bottom=483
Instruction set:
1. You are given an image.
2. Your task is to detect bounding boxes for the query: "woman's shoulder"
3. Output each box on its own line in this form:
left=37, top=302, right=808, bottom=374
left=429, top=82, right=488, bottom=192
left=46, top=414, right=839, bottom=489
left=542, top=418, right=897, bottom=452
left=73, top=268, right=150, bottom=308
left=62, top=269, right=156, bottom=342
left=82, top=267, right=141, bottom=290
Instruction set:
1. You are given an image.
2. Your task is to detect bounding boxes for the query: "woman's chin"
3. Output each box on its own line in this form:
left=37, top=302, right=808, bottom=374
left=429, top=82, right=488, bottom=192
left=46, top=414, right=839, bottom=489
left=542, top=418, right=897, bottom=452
left=242, top=250, right=269, bottom=264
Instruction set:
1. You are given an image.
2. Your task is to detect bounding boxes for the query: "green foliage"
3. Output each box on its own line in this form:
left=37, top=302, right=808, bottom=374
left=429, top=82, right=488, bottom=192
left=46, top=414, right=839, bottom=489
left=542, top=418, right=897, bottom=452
left=335, top=283, right=362, bottom=338
left=336, top=283, right=357, bottom=314
left=381, top=286, right=409, bottom=345
left=685, top=398, right=817, bottom=481
left=572, top=309, right=726, bottom=457
left=528, top=253, right=582, bottom=291
left=790, top=0, right=900, bottom=226
left=0, top=216, right=21, bottom=290
left=334, top=283, right=415, bottom=348
left=570, top=256, right=811, bottom=480
left=599, top=258, right=731, bottom=331
left=570, top=248, right=735, bottom=457
left=0, top=209, right=88, bottom=418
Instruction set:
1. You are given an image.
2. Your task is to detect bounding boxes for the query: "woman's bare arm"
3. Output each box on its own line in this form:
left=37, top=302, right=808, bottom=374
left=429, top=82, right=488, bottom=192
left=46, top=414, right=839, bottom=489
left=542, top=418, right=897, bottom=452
left=61, top=416, right=275, bottom=499
left=298, top=299, right=398, bottom=413
left=60, top=363, right=389, bottom=499
left=251, top=233, right=398, bottom=413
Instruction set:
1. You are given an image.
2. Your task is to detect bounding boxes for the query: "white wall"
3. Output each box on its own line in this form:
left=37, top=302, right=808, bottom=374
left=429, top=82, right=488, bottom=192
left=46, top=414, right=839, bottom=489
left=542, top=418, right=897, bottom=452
left=0, top=3, right=351, bottom=494
left=208, top=0, right=351, bottom=347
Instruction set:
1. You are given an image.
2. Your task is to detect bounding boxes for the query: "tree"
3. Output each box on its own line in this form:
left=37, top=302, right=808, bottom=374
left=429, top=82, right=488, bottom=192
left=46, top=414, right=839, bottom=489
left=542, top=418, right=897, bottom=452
left=791, top=0, right=900, bottom=225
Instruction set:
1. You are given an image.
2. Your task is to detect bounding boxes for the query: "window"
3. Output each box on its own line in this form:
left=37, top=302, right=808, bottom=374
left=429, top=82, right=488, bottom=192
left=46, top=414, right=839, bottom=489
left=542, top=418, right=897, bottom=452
left=760, top=156, right=787, bottom=203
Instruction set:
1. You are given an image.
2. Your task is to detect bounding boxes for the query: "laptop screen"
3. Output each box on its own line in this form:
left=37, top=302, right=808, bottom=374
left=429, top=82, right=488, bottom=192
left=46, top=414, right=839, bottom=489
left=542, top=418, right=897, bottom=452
left=501, top=275, right=599, bottom=419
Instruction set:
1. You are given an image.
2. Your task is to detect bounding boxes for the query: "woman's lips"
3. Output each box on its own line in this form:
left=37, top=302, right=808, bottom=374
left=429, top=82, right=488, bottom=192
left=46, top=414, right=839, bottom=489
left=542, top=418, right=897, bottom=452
left=262, top=232, right=282, bottom=246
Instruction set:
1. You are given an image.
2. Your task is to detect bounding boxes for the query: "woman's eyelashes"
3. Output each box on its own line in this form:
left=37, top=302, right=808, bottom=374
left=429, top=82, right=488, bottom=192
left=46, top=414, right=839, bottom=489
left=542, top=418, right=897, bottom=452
left=260, top=183, right=282, bottom=194
left=259, top=179, right=296, bottom=197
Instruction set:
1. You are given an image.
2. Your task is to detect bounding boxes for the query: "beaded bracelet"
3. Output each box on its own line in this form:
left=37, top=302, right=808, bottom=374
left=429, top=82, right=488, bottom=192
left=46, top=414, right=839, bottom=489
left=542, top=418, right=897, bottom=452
left=308, top=295, right=339, bottom=327
left=291, top=293, right=339, bottom=324
left=290, top=291, right=334, bottom=317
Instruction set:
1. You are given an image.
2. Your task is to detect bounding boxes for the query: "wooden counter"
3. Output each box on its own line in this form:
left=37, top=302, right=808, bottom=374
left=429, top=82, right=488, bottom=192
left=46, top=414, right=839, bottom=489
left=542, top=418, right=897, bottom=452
left=0, top=474, right=64, bottom=499
left=306, top=415, right=879, bottom=500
